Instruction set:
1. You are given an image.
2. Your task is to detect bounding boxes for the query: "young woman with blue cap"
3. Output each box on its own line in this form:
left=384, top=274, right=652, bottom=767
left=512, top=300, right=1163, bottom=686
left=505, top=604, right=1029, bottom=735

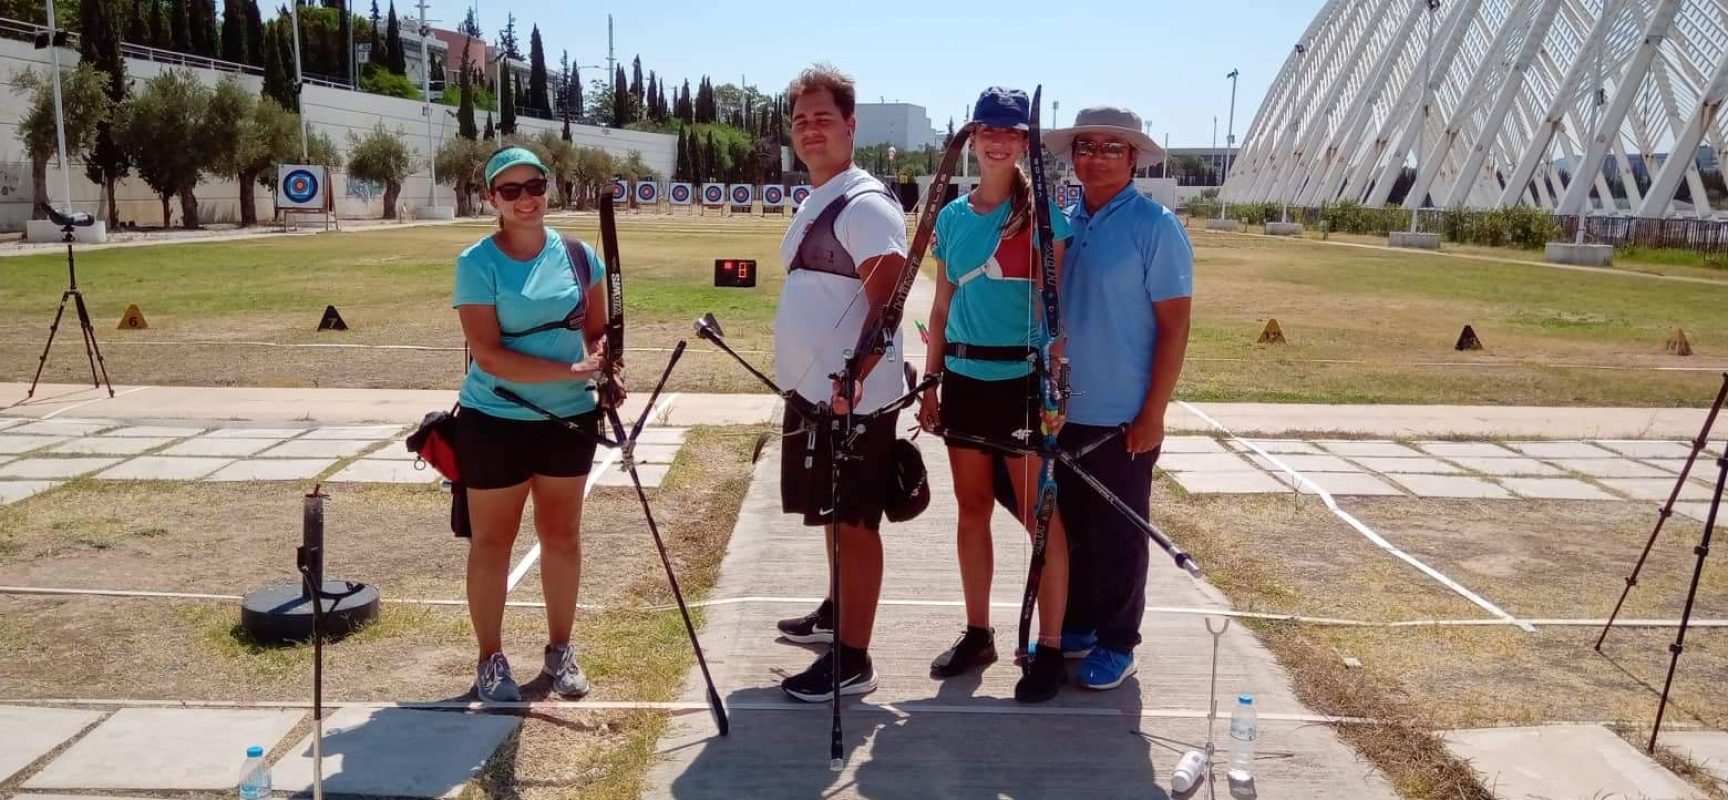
left=450, top=145, right=614, bottom=702
left=916, top=86, right=1074, bottom=703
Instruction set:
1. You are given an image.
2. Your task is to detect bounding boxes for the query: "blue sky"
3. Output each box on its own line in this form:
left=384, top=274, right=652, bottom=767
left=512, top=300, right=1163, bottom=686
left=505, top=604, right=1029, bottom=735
left=421, top=0, right=1327, bottom=148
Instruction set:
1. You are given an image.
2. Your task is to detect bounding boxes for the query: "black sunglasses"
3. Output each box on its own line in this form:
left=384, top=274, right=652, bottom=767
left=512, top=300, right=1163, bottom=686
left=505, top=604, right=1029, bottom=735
left=491, top=178, right=549, bottom=201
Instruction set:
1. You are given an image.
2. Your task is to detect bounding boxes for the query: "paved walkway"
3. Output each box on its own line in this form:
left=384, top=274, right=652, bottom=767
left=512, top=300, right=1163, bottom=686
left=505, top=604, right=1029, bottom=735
left=5, top=382, right=1716, bottom=438
left=640, top=439, right=1399, bottom=799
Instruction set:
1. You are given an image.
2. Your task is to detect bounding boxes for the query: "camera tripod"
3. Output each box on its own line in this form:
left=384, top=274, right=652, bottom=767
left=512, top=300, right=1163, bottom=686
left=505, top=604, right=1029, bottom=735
left=26, top=204, right=113, bottom=399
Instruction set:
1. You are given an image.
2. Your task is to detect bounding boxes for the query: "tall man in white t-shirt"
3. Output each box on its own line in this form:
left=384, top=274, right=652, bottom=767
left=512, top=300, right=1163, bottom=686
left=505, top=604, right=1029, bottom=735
left=770, top=64, right=912, bottom=702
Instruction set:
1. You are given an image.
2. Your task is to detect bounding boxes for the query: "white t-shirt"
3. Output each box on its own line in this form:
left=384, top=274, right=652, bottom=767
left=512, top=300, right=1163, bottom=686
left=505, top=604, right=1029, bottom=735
left=774, top=166, right=910, bottom=413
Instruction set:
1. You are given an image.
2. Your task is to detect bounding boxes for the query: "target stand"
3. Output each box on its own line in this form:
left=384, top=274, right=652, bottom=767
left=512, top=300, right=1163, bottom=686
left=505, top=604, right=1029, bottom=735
left=277, top=165, right=338, bottom=232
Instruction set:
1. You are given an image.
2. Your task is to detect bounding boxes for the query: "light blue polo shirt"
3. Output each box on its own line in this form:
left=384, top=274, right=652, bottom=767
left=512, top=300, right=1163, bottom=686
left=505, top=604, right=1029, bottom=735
left=1061, top=184, right=1194, bottom=426
left=933, top=194, right=1072, bottom=381
left=453, top=229, right=606, bottom=420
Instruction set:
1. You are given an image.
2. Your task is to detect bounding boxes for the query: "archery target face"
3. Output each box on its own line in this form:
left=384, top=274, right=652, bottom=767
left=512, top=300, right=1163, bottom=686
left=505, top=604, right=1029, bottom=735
left=702, top=183, right=726, bottom=205
left=761, top=185, right=785, bottom=206
left=635, top=181, right=659, bottom=203
left=611, top=180, right=627, bottom=201
left=790, top=185, right=812, bottom=205
left=729, top=184, right=753, bottom=205
left=669, top=183, right=693, bottom=204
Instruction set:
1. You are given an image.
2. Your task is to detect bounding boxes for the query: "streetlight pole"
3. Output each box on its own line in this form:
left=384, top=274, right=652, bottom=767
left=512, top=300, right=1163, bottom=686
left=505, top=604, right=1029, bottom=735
left=290, top=0, right=309, bottom=160
left=418, top=0, right=437, bottom=210
left=1413, top=0, right=1439, bottom=234
left=41, top=0, right=72, bottom=212
left=1223, top=68, right=1238, bottom=218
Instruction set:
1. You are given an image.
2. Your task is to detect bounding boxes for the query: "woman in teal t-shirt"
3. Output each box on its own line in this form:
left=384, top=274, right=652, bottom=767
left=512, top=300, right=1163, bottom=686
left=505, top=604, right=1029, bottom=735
left=452, top=146, right=611, bottom=703
left=916, top=87, right=1073, bottom=703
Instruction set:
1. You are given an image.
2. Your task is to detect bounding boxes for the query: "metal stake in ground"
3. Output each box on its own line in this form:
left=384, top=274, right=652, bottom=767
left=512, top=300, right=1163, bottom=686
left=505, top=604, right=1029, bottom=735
left=296, top=486, right=331, bottom=800
left=1597, top=371, right=1728, bottom=651
left=26, top=204, right=114, bottom=399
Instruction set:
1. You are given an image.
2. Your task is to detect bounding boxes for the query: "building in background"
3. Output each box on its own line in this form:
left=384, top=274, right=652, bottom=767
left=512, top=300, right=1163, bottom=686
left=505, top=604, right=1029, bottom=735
left=854, top=102, right=941, bottom=150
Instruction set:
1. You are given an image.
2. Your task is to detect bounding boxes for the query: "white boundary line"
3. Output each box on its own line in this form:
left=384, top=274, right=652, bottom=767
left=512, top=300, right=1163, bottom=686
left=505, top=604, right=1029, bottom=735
left=9, top=585, right=1725, bottom=629
left=1177, top=401, right=1537, bottom=633
left=39, top=385, right=151, bottom=419
left=503, top=392, right=680, bottom=594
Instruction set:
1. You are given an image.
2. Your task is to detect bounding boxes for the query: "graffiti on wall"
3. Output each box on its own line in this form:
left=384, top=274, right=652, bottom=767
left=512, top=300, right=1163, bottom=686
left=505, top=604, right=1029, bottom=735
left=345, top=177, right=383, bottom=202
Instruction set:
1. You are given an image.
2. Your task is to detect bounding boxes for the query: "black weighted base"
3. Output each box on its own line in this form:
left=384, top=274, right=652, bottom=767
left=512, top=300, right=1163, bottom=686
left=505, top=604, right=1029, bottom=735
left=240, top=579, right=380, bottom=646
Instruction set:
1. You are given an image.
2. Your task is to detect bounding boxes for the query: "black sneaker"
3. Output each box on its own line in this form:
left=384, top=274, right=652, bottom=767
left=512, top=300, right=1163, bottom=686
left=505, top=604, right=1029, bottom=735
left=776, top=598, right=835, bottom=644
left=1013, top=645, right=1066, bottom=703
left=782, top=646, right=877, bottom=703
left=930, top=626, right=998, bottom=678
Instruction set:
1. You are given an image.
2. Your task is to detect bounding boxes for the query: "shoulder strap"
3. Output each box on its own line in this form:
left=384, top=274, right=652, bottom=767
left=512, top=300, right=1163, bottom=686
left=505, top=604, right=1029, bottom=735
left=561, top=234, right=592, bottom=296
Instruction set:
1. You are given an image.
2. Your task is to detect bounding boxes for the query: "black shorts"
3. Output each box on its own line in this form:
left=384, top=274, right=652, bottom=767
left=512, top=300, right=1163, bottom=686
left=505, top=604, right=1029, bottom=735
left=455, top=406, right=601, bottom=490
left=940, top=371, right=1041, bottom=455
left=781, top=405, right=900, bottom=529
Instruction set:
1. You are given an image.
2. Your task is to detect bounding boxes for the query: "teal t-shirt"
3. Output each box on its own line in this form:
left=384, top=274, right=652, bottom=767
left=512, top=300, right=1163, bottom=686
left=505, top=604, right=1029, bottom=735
left=933, top=193, right=1072, bottom=381
left=453, top=228, right=606, bottom=420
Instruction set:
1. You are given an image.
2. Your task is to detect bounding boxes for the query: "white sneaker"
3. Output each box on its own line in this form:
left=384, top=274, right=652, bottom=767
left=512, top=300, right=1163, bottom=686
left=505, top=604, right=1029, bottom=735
left=474, top=652, right=521, bottom=702
left=543, top=643, right=591, bottom=698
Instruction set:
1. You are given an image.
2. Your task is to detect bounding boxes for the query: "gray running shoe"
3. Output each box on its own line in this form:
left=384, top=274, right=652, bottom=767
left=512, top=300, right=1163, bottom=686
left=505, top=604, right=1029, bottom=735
left=543, top=643, right=591, bottom=698
left=474, top=652, right=521, bottom=702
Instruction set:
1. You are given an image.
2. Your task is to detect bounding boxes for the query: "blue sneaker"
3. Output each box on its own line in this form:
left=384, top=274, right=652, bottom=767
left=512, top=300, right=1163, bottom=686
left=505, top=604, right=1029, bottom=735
left=1060, top=630, right=1097, bottom=660
left=1076, top=647, right=1136, bottom=690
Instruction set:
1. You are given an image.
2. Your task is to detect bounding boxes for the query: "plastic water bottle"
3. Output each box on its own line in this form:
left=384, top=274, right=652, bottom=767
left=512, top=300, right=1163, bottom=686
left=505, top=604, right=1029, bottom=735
left=238, top=746, right=270, bottom=800
left=1227, top=694, right=1258, bottom=783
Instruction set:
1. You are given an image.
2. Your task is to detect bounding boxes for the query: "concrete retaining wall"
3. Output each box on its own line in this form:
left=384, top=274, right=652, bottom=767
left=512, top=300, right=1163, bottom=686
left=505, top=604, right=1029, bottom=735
left=1545, top=242, right=1614, bottom=267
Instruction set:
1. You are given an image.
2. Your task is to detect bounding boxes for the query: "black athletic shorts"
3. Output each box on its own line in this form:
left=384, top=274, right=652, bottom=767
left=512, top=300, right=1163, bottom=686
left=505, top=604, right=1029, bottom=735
left=781, top=404, right=900, bottom=529
left=455, top=406, right=601, bottom=490
left=940, top=371, right=1041, bottom=455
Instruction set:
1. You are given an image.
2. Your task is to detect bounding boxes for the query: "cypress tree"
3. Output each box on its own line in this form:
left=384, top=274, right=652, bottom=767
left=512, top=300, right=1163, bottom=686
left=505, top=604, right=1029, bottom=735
left=527, top=24, right=548, bottom=114
left=219, top=0, right=243, bottom=61
left=384, top=0, right=404, bottom=75
left=170, top=0, right=189, bottom=52
left=499, top=71, right=516, bottom=135
left=243, top=0, right=264, bottom=66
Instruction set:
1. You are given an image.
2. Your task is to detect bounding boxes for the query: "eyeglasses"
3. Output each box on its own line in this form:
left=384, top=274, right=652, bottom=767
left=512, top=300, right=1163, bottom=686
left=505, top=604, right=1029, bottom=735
left=1073, top=141, right=1131, bottom=160
left=492, top=178, right=549, bottom=201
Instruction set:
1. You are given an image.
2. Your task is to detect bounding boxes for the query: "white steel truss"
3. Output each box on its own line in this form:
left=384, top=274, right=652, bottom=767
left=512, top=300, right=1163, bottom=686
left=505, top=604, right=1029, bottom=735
left=1222, top=0, right=1728, bottom=217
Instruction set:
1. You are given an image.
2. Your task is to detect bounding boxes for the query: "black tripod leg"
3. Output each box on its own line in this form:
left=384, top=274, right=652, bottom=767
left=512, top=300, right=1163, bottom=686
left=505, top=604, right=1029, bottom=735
left=1648, top=455, right=1726, bottom=753
left=72, top=292, right=115, bottom=397
left=26, top=292, right=73, bottom=399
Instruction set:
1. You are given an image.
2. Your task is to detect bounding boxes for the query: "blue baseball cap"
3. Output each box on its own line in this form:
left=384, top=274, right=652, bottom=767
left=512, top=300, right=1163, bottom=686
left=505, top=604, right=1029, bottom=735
left=972, top=87, right=1030, bottom=131
left=484, top=146, right=549, bottom=186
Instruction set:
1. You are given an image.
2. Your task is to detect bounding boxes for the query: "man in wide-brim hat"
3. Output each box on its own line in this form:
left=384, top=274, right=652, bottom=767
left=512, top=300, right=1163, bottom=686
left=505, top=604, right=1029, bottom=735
left=1044, top=106, right=1193, bottom=692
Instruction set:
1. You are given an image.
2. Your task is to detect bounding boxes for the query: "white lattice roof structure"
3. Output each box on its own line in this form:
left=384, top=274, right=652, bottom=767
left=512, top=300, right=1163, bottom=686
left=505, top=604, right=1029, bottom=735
left=1221, top=0, right=1728, bottom=217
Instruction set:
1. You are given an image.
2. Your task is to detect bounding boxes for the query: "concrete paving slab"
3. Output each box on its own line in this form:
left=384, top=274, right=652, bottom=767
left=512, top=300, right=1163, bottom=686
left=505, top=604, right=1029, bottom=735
left=1500, top=478, right=1619, bottom=501
left=1677, top=503, right=1717, bottom=523
left=0, top=457, right=122, bottom=479
left=9, top=419, right=117, bottom=437
left=257, top=438, right=377, bottom=458
left=23, top=707, right=303, bottom=790
left=1416, top=441, right=1519, bottom=458
left=1171, top=470, right=1287, bottom=494
left=637, top=427, right=690, bottom=446
left=1274, top=471, right=1404, bottom=496
left=303, top=425, right=403, bottom=440
left=1600, top=478, right=1716, bottom=503
left=594, top=463, right=669, bottom=488
left=1160, top=436, right=1228, bottom=454
left=368, top=438, right=419, bottom=460
left=1642, top=458, right=1702, bottom=475
left=1347, top=456, right=1465, bottom=474
left=96, top=456, right=233, bottom=481
left=1314, top=440, right=1422, bottom=457
left=1504, top=440, right=1617, bottom=459
left=1550, top=458, right=1673, bottom=479
left=203, top=426, right=310, bottom=439
left=0, top=480, right=61, bottom=504
left=1248, top=453, right=1360, bottom=472
left=0, top=706, right=104, bottom=782
left=664, top=394, right=780, bottom=426
left=1442, top=724, right=1704, bottom=800
left=1388, top=474, right=1511, bottom=499
left=0, top=417, right=23, bottom=430
left=99, top=425, right=206, bottom=438
left=205, top=459, right=336, bottom=482
left=272, top=707, right=520, bottom=798
left=159, top=438, right=283, bottom=457
left=49, top=437, right=173, bottom=455
left=1593, top=440, right=1700, bottom=460
left=1158, top=452, right=1254, bottom=472
left=1444, top=457, right=1565, bottom=477
left=1237, top=439, right=1324, bottom=454
left=328, top=459, right=442, bottom=484
left=632, top=443, right=684, bottom=465
left=0, top=435, right=70, bottom=454
left=1665, top=731, right=1728, bottom=787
